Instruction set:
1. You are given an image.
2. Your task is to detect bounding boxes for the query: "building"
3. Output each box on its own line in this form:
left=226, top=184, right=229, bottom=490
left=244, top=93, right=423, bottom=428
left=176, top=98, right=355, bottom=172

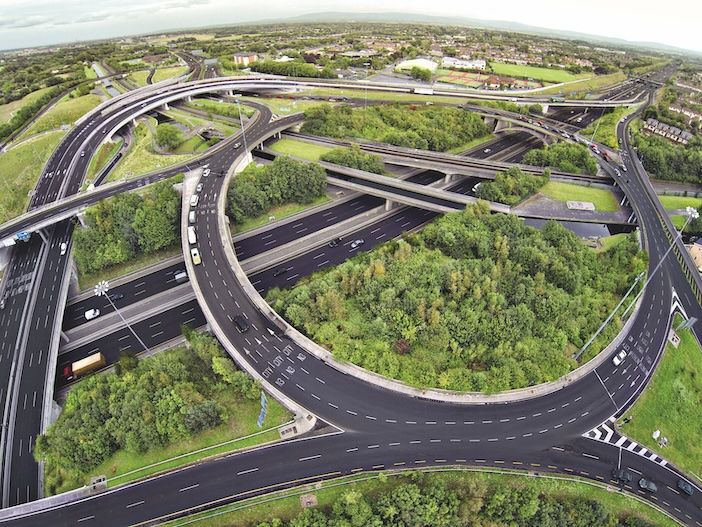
left=441, top=57, right=486, bottom=70
left=340, top=50, right=378, bottom=58
left=644, top=118, right=694, bottom=145
left=670, top=105, right=702, bottom=124
left=233, top=52, right=258, bottom=66
left=396, top=58, right=438, bottom=72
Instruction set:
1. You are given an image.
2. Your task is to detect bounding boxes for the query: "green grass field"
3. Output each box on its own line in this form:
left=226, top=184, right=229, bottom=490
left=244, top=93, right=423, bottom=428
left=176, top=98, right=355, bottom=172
left=489, top=62, right=588, bottom=83
left=0, top=131, right=65, bottom=223
left=658, top=195, right=702, bottom=211
left=540, top=181, right=620, bottom=212
left=580, top=105, right=639, bottom=149
left=84, top=66, right=98, bottom=80
left=670, top=215, right=687, bottom=230
left=186, top=98, right=254, bottom=119
left=86, top=139, right=123, bottom=181
left=241, top=96, right=327, bottom=115
left=20, top=94, right=101, bottom=138
left=597, top=233, right=629, bottom=252
left=621, top=315, right=702, bottom=480
left=163, top=108, right=237, bottom=136
left=46, top=365, right=292, bottom=495
left=109, top=117, right=195, bottom=182
left=152, top=66, right=189, bottom=83
left=268, top=137, right=334, bottom=161
left=234, top=195, right=331, bottom=234
left=166, top=470, right=677, bottom=527
left=127, top=70, right=151, bottom=87
left=0, top=87, right=53, bottom=124
left=540, top=71, right=628, bottom=96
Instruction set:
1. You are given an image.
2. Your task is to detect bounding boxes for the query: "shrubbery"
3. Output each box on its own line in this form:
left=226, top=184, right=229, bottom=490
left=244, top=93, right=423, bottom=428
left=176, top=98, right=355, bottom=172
left=268, top=203, right=645, bottom=392
left=250, top=60, right=335, bottom=78
left=227, top=156, right=326, bottom=223
left=73, top=181, right=180, bottom=274
left=320, top=145, right=385, bottom=174
left=634, top=133, right=702, bottom=183
left=301, top=104, right=490, bottom=152
left=523, top=143, right=598, bottom=175
left=475, top=166, right=548, bottom=205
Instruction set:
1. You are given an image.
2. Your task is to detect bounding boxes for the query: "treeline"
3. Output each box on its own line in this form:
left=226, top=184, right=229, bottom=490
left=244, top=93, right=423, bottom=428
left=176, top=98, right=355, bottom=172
left=36, top=332, right=259, bottom=492
left=320, top=145, right=385, bottom=174
left=523, top=143, right=598, bottom=175
left=0, top=87, right=61, bottom=141
left=250, top=60, right=336, bottom=78
left=228, top=156, right=327, bottom=223
left=634, top=133, right=702, bottom=183
left=475, top=167, right=548, bottom=205
left=74, top=181, right=180, bottom=275
left=255, top=476, right=657, bottom=527
left=268, top=203, right=645, bottom=392
left=301, top=104, right=490, bottom=152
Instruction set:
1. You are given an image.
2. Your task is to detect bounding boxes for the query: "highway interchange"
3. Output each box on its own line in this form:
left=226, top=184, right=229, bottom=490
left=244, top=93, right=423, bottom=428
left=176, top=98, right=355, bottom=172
left=0, top=66, right=701, bottom=526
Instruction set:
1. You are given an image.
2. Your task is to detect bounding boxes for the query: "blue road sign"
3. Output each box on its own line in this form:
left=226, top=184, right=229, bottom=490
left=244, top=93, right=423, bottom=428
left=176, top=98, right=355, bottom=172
left=16, top=232, right=30, bottom=242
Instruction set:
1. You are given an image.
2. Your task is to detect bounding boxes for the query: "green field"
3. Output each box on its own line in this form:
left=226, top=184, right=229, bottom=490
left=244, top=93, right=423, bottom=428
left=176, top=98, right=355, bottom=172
left=84, top=66, right=98, bottom=80
left=0, top=131, right=65, bottom=223
left=163, top=108, right=237, bottom=136
left=658, top=195, right=702, bottom=211
left=166, top=470, right=677, bottom=527
left=621, top=315, right=702, bottom=480
left=580, top=105, right=639, bottom=149
left=152, top=66, right=189, bottom=83
left=490, top=62, right=588, bottom=83
left=20, top=94, right=101, bottom=138
left=0, top=87, right=53, bottom=124
left=234, top=195, right=331, bottom=234
left=597, top=233, right=629, bottom=252
left=86, top=139, right=123, bottom=181
left=109, top=117, right=194, bottom=182
left=186, top=98, right=254, bottom=119
left=241, top=96, right=327, bottom=115
left=670, top=215, right=687, bottom=230
left=269, top=137, right=334, bottom=161
left=540, top=71, right=628, bottom=96
left=127, top=70, right=151, bottom=87
left=540, top=181, right=620, bottom=212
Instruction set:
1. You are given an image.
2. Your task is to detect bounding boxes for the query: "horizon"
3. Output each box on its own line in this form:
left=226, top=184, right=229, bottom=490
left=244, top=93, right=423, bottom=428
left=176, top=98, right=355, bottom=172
left=0, top=1, right=701, bottom=55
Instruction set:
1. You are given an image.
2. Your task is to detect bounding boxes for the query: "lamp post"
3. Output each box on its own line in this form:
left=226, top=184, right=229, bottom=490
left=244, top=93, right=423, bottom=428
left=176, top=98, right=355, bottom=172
left=94, top=280, right=149, bottom=353
left=575, top=206, right=699, bottom=361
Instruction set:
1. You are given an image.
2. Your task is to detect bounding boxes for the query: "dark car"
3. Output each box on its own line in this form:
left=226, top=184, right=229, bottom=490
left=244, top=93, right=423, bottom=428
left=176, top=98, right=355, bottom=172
left=611, top=469, right=632, bottom=484
left=677, top=479, right=694, bottom=496
left=328, top=237, right=341, bottom=248
left=638, top=478, right=658, bottom=493
left=107, top=293, right=124, bottom=302
left=272, top=268, right=289, bottom=277
left=233, top=315, right=249, bottom=333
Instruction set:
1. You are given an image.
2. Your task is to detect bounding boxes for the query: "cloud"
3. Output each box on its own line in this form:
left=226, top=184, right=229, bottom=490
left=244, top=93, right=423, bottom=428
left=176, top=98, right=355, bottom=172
left=0, top=15, right=52, bottom=29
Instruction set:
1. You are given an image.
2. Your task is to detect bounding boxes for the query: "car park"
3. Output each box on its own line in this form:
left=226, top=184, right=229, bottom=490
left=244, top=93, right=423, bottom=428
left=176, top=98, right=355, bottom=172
left=233, top=315, right=249, bottom=333
left=350, top=239, right=365, bottom=249
left=612, top=350, right=627, bottom=366
left=84, top=308, right=100, bottom=321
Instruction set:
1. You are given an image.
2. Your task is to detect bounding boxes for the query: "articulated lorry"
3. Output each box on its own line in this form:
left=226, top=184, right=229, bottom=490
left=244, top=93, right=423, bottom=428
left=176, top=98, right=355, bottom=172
left=62, top=352, right=106, bottom=381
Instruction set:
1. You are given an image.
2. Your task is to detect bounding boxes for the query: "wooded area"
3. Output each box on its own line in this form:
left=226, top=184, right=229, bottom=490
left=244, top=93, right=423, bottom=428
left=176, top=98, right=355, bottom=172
left=523, top=143, right=598, bottom=175
left=268, top=203, right=645, bottom=392
left=301, top=104, right=490, bottom=152
left=227, top=156, right=327, bottom=224
left=320, top=145, right=385, bottom=174
left=475, top=167, right=548, bottom=205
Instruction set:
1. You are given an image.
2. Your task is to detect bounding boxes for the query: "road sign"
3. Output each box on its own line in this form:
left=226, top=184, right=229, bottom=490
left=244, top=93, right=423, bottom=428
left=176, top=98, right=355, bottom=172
left=15, top=232, right=30, bottom=242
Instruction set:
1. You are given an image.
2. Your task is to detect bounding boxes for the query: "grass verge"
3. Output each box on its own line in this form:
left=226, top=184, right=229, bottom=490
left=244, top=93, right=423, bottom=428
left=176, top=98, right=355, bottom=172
left=233, top=195, right=331, bottom=235
left=241, top=96, right=329, bottom=115
left=152, top=66, right=189, bottom=83
left=20, top=94, right=101, bottom=139
left=597, top=233, right=629, bottom=252
left=86, top=139, right=123, bottom=181
left=670, top=215, right=686, bottom=230
left=164, top=469, right=677, bottom=527
left=658, top=195, right=702, bottom=211
left=621, top=314, right=702, bottom=480
left=539, top=181, right=620, bottom=212
left=268, top=138, right=334, bottom=161
left=127, top=70, right=151, bottom=87
left=490, top=62, right=588, bottom=83
left=540, top=71, right=628, bottom=96
left=580, top=105, right=639, bottom=149
left=0, top=87, right=53, bottom=123
left=0, top=130, right=65, bottom=223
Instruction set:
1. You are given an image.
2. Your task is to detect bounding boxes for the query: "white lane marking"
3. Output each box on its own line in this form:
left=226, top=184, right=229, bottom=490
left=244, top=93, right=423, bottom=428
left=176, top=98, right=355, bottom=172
left=126, top=500, right=145, bottom=508
left=299, top=455, right=321, bottom=462
left=237, top=468, right=259, bottom=475
left=179, top=484, right=200, bottom=492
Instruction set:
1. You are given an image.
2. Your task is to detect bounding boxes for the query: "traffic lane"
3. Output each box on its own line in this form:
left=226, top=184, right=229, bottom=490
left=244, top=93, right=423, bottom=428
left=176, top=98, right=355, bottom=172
left=502, top=136, right=544, bottom=163
left=55, top=299, right=205, bottom=390
left=62, top=262, right=187, bottom=331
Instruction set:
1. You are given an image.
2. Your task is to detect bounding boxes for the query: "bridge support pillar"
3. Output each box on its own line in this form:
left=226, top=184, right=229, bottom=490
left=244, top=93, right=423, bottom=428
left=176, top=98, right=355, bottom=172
left=37, top=229, right=49, bottom=245
left=385, top=199, right=396, bottom=211
left=186, top=95, right=193, bottom=102
left=620, top=195, right=628, bottom=206
left=76, top=211, right=87, bottom=228
left=628, top=212, right=636, bottom=224
left=444, top=173, right=453, bottom=184
left=61, top=331, right=70, bottom=344
left=227, top=90, right=234, bottom=97
left=483, top=116, right=497, bottom=132
left=161, top=102, right=170, bottom=111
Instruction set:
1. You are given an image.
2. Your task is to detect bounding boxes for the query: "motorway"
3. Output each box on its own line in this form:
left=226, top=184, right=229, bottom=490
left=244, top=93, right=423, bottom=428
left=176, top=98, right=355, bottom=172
left=1, top=67, right=700, bottom=526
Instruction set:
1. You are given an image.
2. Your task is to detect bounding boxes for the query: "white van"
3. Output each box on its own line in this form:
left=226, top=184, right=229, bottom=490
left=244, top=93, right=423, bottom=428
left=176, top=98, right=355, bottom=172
left=187, top=226, right=197, bottom=245
left=189, top=194, right=199, bottom=207
left=189, top=211, right=196, bottom=223
left=84, top=308, right=100, bottom=321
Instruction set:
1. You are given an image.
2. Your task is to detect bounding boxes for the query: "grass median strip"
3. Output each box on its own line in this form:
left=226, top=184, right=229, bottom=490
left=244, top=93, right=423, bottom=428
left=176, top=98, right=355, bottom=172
left=658, top=195, right=702, bottom=211
left=269, top=137, right=334, bottom=161
left=539, top=181, right=619, bottom=212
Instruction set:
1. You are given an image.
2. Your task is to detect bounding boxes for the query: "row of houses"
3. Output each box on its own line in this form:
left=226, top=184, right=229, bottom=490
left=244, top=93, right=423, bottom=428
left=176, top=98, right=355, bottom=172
left=669, top=105, right=702, bottom=125
left=643, top=118, right=694, bottom=145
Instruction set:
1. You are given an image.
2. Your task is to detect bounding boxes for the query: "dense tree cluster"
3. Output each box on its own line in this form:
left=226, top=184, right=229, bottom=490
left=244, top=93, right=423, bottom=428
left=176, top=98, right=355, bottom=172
left=268, top=204, right=645, bottom=392
left=320, top=146, right=385, bottom=174
left=155, top=123, right=184, bottom=151
left=475, top=167, right=548, bottom=205
left=409, top=66, right=432, bottom=81
left=35, top=332, right=259, bottom=487
left=0, top=87, right=61, bottom=141
left=250, top=60, right=336, bottom=78
left=256, top=477, right=656, bottom=527
left=73, top=181, right=180, bottom=274
left=227, top=156, right=327, bottom=223
left=633, top=133, right=702, bottom=183
left=523, top=143, right=598, bottom=175
left=301, top=104, right=490, bottom=152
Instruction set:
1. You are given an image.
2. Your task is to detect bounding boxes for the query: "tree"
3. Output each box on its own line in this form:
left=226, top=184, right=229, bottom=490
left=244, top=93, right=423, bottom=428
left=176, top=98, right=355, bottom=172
left=155, top=124, right=182, bottom=150
left=320, top=146, right=385, bottom=174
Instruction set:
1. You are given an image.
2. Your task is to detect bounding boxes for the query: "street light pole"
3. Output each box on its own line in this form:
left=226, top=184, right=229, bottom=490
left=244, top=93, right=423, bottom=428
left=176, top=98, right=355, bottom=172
left=575, top=206, right=699, bottom=362
left=94, top=280, right=149, bottom=353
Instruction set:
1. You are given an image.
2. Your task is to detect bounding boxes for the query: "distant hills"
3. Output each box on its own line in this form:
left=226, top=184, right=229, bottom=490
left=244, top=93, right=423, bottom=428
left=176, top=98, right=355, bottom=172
left=248, top=11, right=700, bottom=57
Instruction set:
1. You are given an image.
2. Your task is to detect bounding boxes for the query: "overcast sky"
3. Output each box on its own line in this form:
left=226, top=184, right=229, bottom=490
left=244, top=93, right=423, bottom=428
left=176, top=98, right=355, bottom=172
left=0, top=0, right=700, bottom=53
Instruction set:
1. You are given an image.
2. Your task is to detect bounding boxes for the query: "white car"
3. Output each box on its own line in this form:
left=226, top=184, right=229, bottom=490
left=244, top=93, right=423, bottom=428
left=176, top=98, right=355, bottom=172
left=612, top=350, right=627, bottom=366
left=350, top=239, right=365, bottom=249
left=483, top=148, right=491, bottom=154
left=190, top=247, right=202, bottom=265
left=84, top=308, right=100, bottom=321
left=196, top=183, right=204, bottom=193
left=472, top=182, right=482, bottom=193
left=60, top=242, right=67, bottom=255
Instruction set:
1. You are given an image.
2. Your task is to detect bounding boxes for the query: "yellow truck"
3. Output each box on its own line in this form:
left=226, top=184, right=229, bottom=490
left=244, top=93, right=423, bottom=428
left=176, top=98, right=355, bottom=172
left=62, top=352, right=106, bottom=381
